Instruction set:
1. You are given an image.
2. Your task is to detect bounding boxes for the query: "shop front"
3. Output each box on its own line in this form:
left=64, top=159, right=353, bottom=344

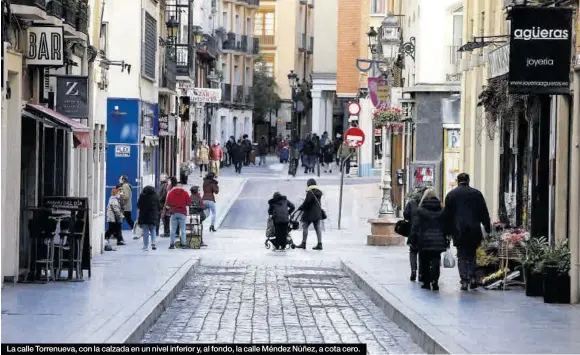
left=158, top=113, right=177, bottom=176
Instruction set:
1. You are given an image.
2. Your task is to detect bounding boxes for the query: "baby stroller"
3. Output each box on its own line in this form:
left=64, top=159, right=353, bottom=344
left=279, top=146, right=289, bottom=163
left=265, top=210, right=302, bottom=250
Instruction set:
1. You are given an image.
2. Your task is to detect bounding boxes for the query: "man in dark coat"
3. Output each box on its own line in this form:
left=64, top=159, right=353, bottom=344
left=137, top=186, right=160, bottom=251
left=444, top=173, right=491, bottom=291
left=242, top=134, right=252, bottom=165
left=403, top=186, right=428, bottom=282
left=301, top=135, right=316, bottom=174
left=296, top=178, right=324, bottom=250
left=225, top=136, right=235, bottom=167
left=268, top=192, right=295, bottom=250
left=232, top=140, right=244, bottom=174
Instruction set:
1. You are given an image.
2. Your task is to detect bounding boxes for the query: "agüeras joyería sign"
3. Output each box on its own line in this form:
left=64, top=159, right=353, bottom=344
left=508, top=7, right=573, bottom=95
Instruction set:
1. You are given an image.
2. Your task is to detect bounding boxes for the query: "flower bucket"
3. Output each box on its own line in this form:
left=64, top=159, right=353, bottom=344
left=524, top=268, right=543, bottom=297
left=543, top=266, right=570, bottom=304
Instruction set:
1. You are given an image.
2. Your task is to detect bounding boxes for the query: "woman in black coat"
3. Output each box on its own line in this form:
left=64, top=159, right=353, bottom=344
left=137, top=185, right=160, bottom=251
left=411, top=188, right=449, bottom=291
left=268, top=192, right=295, bottom=250
left=403, top=186, right=427, bottom=282
left=296, top=178, right=324, bottom=250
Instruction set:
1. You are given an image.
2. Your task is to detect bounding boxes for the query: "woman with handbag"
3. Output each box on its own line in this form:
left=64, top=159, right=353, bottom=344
left=411, top=187, right=449, bottom=291
left=403, top=186, right=427, bottom=282
left=296, top=178, right=325, bottom=250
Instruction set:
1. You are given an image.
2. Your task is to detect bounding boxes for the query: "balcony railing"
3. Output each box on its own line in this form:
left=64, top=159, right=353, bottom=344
left=247, top=0, right=260, bottom=7
left=244, top=86, right=253, bottom=106
left=253, top=37, right=260, bottom=55
left=76, top=0, right=89, bottom=34
left=298, top=33, right=306, bottom=52
left=241, top=35, right=248, bottom=53
left=223, top=32, right=237, bottom=51
left=12, top=0, right=46, bottom=9
left=46, top=0, right=62, bottom=18
left=222, top=83, right=232, bottom=103
left=62, top=0, right=78, bottom=26
left=174, top=43, right=194, bottom=78
left=233, top=85, right=244, bottom=103
left=259, top=34, right=275, bottom=47
left=199, top=34, right=219, bottom=57
left=308, top=36, right=314, bottom=53
left=446, top=45, right=462, bottom=82
left=161, top=52, right=177, bottom=90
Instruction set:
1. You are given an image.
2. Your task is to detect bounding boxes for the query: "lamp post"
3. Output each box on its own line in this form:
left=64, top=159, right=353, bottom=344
left=287, top=70, right=299, bottom=139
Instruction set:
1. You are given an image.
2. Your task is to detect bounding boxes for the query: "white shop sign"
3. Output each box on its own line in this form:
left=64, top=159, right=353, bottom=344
left=114, top=145, right=131, bottom=158
left=26, top=26, right=64, bottom=66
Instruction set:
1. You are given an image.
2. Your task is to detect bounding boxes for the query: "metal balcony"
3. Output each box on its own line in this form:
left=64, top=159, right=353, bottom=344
left=241, top=35, right=248, bottom=53
left=221, top=83, right=232, bottom=103
left=252, top=37, right=260, bottom=55
left=244, top=86, right=253, bottom=106
left=62, top=0, right=78, bottom=27
left=259, top=34, right=275, bottom=48
left=161, top=53, right=177, bottom=91
left=172, top=43, right=195, bottom=79
left=233, top=85, right=244, bottom=104
left=223, top=32, right=237, bottom=51
left=46, top=0, right=63, bottom=18
left=76, top=0, right=89, bottom=34
left=247, top=0, right=260, bottom=7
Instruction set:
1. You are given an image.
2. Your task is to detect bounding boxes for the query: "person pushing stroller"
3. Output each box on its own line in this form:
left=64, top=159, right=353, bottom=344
left=267, top=192, right=295, bottom=251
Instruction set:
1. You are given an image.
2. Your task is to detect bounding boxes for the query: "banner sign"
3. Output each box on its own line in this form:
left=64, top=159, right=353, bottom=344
left=158, top=115, right=169, bottom=136
left=56, top=76, right=89, bottom=118
left=26, top=26, right=64, bottom=66
left=508, top=7, right=573, bottom=94
left=187, top=88, right=222, bottom=103
left=368, top=76, right=389, bottom=107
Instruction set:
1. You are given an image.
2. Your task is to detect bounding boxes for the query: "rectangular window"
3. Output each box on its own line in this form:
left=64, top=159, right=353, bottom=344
left=371, top=0, right=386, bottom=14
left=222, top=12, right=228, bottom=31
left=141, top=11, right=157, bottom=81
left=254, top=13, right=263, bottom=35
left=221, top=63, right=228, bottom=83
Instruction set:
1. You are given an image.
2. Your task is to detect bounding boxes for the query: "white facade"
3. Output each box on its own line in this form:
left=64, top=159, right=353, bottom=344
left=401, top=0, right=463, bottom=85
left=216, top=108, right=253, bottom=145
left=193, top=0, right=219, bottom=32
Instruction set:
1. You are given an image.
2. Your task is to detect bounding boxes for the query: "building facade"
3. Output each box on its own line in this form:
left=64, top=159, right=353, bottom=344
left=216, top=0, right=259, bottom=144
left=256, top=0, right=313, bottom=138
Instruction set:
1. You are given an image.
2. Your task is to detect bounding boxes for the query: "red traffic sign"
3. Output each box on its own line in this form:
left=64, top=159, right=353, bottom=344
left=347, top=102, right=361, bottom=116
left=344, top=127, right=365, bottom=148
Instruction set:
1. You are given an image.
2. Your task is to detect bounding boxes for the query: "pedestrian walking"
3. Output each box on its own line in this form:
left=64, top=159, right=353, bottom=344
left=403, top=185, right=428, bottom=282
left=179, top=161, right=192, bottom=185
left=165, top=177, right=191, bottom=249
left=258, top=136, right=268, bottom=165
left=225, top=136, right=235, bottom=167
left=444, top=173, right=491, bottom=291
left=157, top=173, right=170, bottom=237
left=202, top=172, right=219, bottom=232
left=137, top=186, right=160, bottom=251
left=296, top=178, right=324, bottom=250
left=105, top=188, right=125, bottom=246
left=333, top=134, right=342, bottom=166
left=411, top=187, right=449, bottom=291
left=268, top=192, right=295, bottom=251
left=209, top=140, right=223, bottom=177
left=301, top=134, right=316, bottom=174
left=118, top=175, right=135, bottom=230
left=288, top=139, right=300, bottom=178
left=232, top=139, right=244, bottom=174
left=322, top=138, right=334, bottom=173
left=242, top=135, right=252, bottom=166
left=338, top=141, right=354, bottom=177
left=196, top=140, right=210, bottom=177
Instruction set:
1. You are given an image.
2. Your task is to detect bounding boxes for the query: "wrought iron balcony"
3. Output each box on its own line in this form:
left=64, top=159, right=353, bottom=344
left=244, top=86, right=253, bottom=106
left=253, top=37, right=260, bottom=55
left=222, top=83, right=232, bottom=103
left=198, top=34, right=219, bottom=58
left=76, top=0, right=89, bottom=34
left=247, top=0, right=260, bottom=7
left=161, top=52, right=177, bottom=91
left=223, top=32, right=237, bottom=51
left=241, top=35, right=248, bottom=53
left=62, top=0, right=78, bottom=26
left=173, top=43, right=194, bottom=78
left=233, top=85, right=244, bottom=104
left=46, top=0, right=63, bottom=18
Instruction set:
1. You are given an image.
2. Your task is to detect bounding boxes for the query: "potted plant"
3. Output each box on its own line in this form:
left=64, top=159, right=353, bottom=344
left=476, top=246, right=499, bottom=283
left=373, top=106, right=404, bottom=133
left=519, top=236, right=548, bottom=297
left=541, top=239, right=571, bottom=304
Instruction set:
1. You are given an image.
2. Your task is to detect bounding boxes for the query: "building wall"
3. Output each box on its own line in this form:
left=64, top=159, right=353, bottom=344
left=1, top=50, right=23, bottom=282
left=337, top=0, right=368, bottom=97
left=313, top=1, right=337, bottom=74
left=105, top=0, right=159, bottom=103
left=274, top=0, right=298, bottom=101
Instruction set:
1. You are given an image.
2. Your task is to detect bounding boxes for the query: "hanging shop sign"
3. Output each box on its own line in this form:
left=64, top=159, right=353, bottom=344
left=56, top=76, right=89, bottom=118
left=187, top=88, right=222, bottom=104
left=368, top=76, right=389, bottom=107
left=158, top=115, right=169, bottom=136
left=26, top=26, right=64, bottom=66
left=508, top=7, right=574, bottom=94
left=488, top=44, right=510, bottom=79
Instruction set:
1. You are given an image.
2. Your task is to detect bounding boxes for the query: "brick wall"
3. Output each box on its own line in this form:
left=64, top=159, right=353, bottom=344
left=337, top=0, right=366, bottom=96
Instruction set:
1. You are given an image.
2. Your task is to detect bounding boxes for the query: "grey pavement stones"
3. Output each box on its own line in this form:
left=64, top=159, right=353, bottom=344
left=142, top=263, right=423, bottom=355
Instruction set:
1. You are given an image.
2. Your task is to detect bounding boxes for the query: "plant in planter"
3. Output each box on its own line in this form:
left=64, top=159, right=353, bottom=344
left=540, top=239, right=571, bottom=304
left=475, top=247, right=499, bottom=283
left=518, top=236, right=548, bottom=297
left=373, top=106, right=404, bottom=133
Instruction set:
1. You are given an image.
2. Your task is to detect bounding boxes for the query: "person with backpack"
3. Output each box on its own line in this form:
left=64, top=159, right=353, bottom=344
left=268, top=192, right=295, bottom=251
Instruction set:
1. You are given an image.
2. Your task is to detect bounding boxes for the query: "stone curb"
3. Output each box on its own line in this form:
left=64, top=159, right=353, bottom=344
left=215, top=178, right=248, bottom=229
left=340, top=260, right=469, bottom=354
left=98, top=258, right=200, bottom=343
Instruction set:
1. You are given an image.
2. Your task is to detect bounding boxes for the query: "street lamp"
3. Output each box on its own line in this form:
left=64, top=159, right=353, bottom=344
left=287, top=70, right=299, bottom=139
left=367, top=26, right=378, bottom=54
left=166, top=16, right=179, bottom=40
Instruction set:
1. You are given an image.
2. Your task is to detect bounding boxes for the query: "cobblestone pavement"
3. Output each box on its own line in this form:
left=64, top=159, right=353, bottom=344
left=142, top=262, right=423, bottom=354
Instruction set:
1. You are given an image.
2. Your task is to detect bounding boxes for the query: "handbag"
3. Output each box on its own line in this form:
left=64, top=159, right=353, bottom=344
left=309, top=190, right=327, bottom=220
left=394, top=220, right=410, bottom=237
left=443, top=247, right=456, bottom=268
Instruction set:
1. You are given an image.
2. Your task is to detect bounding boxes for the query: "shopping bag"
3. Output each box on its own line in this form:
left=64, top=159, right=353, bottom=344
left=132, top=223, right=143, bottom=239
left=266, top=217, right=275, bottom=239
left=443, top=248, right=456, bottom=268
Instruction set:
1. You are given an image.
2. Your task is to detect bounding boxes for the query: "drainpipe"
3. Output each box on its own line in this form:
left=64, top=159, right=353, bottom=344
left=570, top=66, right=580, bottom=304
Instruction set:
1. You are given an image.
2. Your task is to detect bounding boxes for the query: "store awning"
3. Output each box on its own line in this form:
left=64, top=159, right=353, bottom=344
left=26, top=104, right=91, bottom=148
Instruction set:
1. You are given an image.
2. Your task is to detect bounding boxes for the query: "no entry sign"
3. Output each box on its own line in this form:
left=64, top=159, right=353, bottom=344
left=344, top=127, right=365, bottom=148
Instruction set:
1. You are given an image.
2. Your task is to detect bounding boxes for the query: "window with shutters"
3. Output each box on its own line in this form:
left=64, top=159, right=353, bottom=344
left=142, top=11, right=158, bottom=81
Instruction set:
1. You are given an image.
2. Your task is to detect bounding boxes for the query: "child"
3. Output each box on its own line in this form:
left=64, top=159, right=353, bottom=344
left=105, top=188, right=125, bottom=248
left=190, top=186, right=207, bottom=247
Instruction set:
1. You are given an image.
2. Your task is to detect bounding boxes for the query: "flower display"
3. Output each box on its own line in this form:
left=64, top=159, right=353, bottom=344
left=373, top=106, right=404, bottom=129
left=500, top=228, right=529, bottom=248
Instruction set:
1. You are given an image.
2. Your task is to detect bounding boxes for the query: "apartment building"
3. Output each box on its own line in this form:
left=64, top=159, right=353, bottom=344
left=214, top=0, right=260, bottom=144
left=255, top=0, right=314, bottom=138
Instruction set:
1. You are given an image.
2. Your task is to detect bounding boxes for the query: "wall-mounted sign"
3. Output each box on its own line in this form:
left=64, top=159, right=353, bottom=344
left=347, top=102, right=360, bottom=116
left=26, top=26, right=64, bottom=66
left=187, top=88, right=222, bottom=103
left=508, top=7, right=573, bottom=94
left=158, top=115, right=169, bottom=136
left=56, top=76, right=88, bottom=118
left=488, top=44, right=510, bottom=79
left=115, top=145, right=131, bottom=157
left=368, top=76, right=389, bottom=107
